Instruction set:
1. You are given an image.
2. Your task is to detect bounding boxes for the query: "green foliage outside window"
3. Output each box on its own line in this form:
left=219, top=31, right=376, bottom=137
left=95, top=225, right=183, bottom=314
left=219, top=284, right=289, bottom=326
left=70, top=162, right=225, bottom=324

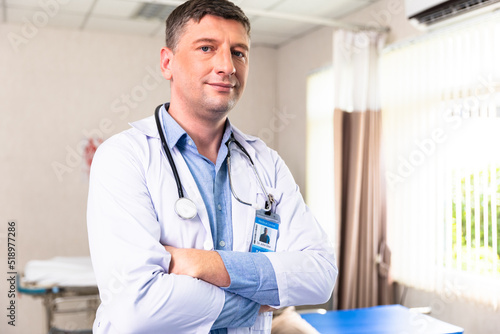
left=450, top=167, right=500, bottom=274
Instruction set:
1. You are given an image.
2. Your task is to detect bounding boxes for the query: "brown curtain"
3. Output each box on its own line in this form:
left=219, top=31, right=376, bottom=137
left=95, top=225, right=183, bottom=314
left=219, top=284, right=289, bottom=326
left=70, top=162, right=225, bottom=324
left=334, top=107, right=391, bottom=309
left=332, top=29, right=391, bottom=309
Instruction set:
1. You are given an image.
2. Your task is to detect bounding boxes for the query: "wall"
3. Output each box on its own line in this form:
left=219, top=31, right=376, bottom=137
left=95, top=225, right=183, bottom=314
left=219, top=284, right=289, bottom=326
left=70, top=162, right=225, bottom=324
left=398, top=285, right=500, bottom=334
left=276, top=0, right=500, bottom=333
left=232, top=45, right=278, bottom=146
left=276, top=26, right=334, bottom=193
left=340, top=0, right=422, bottom=44
left=0, top=23, right=276, bottom=333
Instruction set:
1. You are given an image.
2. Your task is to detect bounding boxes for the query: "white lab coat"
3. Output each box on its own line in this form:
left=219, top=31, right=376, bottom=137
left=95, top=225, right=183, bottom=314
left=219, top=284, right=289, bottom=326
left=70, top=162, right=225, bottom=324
left=87, top=114, right=337, bottom=334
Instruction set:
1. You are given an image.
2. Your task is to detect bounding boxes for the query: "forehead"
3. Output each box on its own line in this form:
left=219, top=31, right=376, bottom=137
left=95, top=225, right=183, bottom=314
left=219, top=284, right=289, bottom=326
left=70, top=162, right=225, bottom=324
left=179, top=15, right=250, bottom=47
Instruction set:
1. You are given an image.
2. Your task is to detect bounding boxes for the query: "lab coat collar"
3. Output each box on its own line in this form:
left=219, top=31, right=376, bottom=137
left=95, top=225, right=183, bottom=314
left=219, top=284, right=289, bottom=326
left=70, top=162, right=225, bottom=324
left=230, top=126, right=259, bottom=164
left=129, top=115, right=159, bottom=138
left=129, top=106, right=260, bottom=162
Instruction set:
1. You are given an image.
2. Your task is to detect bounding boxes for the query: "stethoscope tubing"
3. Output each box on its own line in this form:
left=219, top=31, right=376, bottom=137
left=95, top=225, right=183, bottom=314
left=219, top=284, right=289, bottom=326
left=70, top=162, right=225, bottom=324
left=154, top=104, right=184, bottom=199
left=154, top=103, right=274, bottom=217
left=226, top=138, right=273, bottom=212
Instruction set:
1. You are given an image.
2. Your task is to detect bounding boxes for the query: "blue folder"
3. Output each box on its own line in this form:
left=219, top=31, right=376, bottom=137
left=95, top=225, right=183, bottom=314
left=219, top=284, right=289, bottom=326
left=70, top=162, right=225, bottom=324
left=301, top=304, right=464, bottom=334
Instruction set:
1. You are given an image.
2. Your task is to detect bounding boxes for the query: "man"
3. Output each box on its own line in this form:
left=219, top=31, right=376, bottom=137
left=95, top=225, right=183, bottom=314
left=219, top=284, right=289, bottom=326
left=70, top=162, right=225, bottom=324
left=260, top=228, right=270, bottom=244
left=87, top=0, right=337, bottom=333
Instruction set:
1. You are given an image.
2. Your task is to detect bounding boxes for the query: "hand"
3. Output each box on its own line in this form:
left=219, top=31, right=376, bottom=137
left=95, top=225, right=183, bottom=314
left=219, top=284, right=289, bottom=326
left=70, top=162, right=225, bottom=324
left=164, top=245, right=231, bottom=287
left=259, top=305, right=276, bottom=313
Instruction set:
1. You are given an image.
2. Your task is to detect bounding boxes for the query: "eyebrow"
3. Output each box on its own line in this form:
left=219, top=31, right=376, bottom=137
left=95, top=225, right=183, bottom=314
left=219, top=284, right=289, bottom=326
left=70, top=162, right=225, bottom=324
left=193, top=38, right=249, bottom=52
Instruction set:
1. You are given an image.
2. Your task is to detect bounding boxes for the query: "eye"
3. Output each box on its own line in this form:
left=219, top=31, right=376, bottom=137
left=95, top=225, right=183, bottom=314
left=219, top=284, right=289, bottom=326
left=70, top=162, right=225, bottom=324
left=201, top=46, right=210, bottom=52
left=232, top=50, right=245, bottom=58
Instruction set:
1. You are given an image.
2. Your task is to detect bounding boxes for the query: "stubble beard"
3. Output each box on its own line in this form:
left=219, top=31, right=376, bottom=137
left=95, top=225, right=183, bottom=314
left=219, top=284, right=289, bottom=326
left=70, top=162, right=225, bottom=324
left=202, top=92, right=240, bottom=118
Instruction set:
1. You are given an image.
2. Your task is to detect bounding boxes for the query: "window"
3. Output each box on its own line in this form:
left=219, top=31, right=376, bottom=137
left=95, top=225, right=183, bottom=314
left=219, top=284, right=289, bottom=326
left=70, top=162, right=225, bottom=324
left=450, top=156, right=499, bottom=275
left=306, top=66, right=336, bottom=243
left=381, top=14, right=500, bottom=306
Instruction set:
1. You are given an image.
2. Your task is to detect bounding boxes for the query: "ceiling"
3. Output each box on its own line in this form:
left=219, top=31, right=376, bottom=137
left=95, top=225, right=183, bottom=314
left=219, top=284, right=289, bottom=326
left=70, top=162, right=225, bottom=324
left=0, top=0, right=380, bottom=46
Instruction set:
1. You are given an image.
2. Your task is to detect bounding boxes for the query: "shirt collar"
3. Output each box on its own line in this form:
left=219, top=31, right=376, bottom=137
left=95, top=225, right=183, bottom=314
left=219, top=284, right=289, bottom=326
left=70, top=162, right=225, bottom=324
left=160, top=103, right=233, bottom=153
left=160, top=103, right=186, bottom=150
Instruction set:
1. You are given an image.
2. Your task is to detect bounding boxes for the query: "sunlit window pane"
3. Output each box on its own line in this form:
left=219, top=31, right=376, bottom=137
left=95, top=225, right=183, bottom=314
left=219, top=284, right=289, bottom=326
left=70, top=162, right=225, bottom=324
left=306, top=67, right=335, bottom=243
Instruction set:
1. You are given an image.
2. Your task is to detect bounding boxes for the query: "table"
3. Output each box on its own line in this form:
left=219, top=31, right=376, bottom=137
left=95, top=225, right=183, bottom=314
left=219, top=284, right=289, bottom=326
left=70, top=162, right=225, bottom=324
left=301, top=304, right=464, bottom=334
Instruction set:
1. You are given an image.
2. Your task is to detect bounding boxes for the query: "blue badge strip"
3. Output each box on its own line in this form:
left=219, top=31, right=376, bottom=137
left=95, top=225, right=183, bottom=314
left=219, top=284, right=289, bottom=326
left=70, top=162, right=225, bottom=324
left=255, top=216, right=279, bottom=230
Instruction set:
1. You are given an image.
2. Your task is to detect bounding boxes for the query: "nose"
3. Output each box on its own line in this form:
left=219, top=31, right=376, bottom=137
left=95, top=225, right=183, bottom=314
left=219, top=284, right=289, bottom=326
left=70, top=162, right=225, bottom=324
left=214, top=47, right=236, bottom=76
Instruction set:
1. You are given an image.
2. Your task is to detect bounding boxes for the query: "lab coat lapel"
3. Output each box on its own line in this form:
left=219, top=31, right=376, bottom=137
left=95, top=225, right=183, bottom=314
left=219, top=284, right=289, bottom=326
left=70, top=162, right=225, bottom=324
left=230, top=148, right=257, bottom=252
left=131, top=115, right=213, bottom=243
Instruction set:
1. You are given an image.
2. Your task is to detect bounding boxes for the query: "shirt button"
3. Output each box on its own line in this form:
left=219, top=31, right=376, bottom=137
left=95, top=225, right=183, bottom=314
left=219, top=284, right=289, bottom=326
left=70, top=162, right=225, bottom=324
left=187, top=139, right=193, bottom=146
left=203, top=240, right=212, bottom=250
left=217, top=204, right=222, bottom=211
left=219, top=240, right=226, bottom=247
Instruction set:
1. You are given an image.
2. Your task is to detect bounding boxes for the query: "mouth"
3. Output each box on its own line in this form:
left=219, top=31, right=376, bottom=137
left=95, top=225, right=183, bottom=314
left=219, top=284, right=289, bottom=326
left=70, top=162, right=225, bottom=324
left=207, top=82, right=235, bottom=92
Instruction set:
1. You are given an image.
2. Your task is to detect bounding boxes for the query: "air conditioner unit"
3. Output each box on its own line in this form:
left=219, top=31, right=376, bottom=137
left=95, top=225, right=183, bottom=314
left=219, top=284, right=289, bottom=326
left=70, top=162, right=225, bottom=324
left=405, top=0, right=500, bottom=29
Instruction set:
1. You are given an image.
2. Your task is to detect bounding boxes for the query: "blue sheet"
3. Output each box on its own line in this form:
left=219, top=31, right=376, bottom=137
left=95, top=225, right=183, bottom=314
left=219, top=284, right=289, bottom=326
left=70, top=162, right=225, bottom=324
left=301, top=304, right=464, bottom=334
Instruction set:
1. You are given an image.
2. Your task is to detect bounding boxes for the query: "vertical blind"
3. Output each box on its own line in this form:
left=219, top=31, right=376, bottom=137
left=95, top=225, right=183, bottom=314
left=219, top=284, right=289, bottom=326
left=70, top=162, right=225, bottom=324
left=381, top=14, right=500, bottom=307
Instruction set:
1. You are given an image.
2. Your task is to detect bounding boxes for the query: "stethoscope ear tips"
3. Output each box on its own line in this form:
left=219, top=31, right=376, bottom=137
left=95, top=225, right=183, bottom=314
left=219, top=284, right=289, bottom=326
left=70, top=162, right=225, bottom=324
left=175, top=197, right=198, bottom=220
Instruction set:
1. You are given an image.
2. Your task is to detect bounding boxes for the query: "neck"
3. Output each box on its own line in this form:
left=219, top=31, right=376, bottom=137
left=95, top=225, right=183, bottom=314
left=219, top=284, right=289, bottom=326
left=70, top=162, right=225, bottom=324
left=167, top=103, right=227, bottom=164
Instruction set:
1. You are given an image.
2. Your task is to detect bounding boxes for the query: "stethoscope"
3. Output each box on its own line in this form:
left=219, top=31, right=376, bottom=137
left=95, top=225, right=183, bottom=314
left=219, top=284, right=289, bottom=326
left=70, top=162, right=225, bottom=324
left=154, top=104, right=274, bottom=220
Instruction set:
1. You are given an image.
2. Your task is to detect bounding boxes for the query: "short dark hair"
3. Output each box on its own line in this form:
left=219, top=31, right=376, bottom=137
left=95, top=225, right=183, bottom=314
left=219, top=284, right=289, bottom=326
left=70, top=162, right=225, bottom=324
left=165, top=0, right=251, bottom=51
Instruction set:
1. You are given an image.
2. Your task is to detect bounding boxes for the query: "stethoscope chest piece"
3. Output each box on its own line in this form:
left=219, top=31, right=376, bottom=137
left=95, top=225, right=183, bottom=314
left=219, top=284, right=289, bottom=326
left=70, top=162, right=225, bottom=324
left=174, top=197, right=198, bottom=220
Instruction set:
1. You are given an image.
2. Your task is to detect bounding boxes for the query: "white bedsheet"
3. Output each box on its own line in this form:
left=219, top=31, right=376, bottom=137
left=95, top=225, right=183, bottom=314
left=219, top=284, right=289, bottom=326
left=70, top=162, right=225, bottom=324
left=23, top=256, right=97, bottom=287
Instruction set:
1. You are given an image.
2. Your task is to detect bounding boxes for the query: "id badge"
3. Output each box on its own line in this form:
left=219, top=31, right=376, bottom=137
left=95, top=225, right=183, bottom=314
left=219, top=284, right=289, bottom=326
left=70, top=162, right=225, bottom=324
left=251, top=209, right=280, bottom=252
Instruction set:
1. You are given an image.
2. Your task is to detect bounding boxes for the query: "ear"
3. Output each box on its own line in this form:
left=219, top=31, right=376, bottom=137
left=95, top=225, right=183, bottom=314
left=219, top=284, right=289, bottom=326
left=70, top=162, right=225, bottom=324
left=160, top=47, right=174, bottom=80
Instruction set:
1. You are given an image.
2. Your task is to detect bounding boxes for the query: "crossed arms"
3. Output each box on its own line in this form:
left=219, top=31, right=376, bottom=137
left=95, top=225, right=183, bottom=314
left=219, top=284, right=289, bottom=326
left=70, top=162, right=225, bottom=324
left=164, top=245, right=275, bottom=313
left=87, top=132, right=337, bottom=332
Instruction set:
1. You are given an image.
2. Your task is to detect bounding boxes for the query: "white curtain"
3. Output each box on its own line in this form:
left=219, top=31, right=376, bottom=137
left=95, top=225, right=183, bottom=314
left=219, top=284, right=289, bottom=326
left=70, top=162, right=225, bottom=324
left=333, top=29, right=390, bottom=309
left=334, top=30, right=386, bottom=113
left=381, top=14, right=500, bottom=308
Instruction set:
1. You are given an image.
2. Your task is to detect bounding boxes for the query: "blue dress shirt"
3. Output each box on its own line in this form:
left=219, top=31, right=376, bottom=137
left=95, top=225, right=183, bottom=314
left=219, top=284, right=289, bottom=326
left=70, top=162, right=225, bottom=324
left=161, top=105, right=279, bottom=332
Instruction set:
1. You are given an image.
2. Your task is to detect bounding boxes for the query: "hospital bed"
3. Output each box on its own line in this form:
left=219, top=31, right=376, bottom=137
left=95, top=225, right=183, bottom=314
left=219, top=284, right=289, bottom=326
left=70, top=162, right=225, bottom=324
left=300, top=304, right=465, bottom=334
left=18, top=257, right=99, bottom=334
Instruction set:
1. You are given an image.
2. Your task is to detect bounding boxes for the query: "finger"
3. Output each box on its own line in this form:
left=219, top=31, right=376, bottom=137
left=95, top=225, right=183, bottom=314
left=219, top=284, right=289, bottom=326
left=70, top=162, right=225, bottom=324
left=259, top=305, right=270, bottom=313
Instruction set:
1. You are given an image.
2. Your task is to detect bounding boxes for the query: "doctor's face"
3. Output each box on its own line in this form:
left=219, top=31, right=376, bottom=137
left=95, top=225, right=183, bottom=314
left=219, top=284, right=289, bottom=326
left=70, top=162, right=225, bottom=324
left=161, top=15, right=250, bottom=121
